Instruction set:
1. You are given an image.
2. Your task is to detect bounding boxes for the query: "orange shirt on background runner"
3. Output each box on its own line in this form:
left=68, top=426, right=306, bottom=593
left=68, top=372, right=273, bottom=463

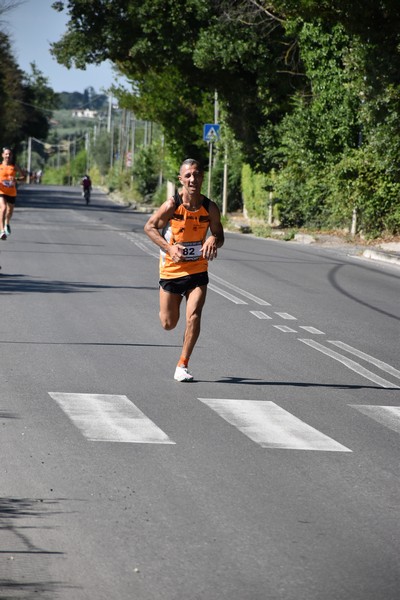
left=0, top=164, right=17, bottom=197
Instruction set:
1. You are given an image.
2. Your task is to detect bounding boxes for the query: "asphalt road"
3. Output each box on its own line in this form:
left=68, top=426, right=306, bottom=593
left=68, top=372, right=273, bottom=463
left=1, top=185, right=399, bottom=600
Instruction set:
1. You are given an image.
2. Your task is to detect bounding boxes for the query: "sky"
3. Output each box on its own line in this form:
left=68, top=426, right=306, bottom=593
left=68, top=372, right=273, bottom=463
left=3, top=0, right=128, bottom=93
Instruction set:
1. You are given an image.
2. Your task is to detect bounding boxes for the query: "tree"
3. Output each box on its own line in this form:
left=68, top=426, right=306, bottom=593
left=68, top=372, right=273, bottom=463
left=0, top=31, right=26, bottom=146
left=21, top=62, right=60, bottom=142
left=50, top=0, right=290, bottom=165
left=0, top=31, right=59, bottom=151
left=51, top=0, right=400, bottom=233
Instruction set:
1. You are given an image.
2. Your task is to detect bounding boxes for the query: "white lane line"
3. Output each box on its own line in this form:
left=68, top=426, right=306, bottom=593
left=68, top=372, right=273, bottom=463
left=122, top=233, right=271, bottom=307
left=328, top=341, right=400, bottom=381
left=274, top=325, right=297, bottom=333
left=299, top=339, right=400, bottom=389
left=122, top=234, right=266, bottom=306
left=198, top=399, right=352, bottom=452
left=209, top=273, right=271, bottom=305
left=299, top=326, right=325, bottom=335
left=121, top=232, right=159, bottom=258
left=49, top=393, right=175, bottom=444
left=350, top=405, right=400, bottom=434
left=250, top=311, right=272, bottom=319
left=275, top=312, right=297, bottom=320
left=208, top=283, right=248, bottom=304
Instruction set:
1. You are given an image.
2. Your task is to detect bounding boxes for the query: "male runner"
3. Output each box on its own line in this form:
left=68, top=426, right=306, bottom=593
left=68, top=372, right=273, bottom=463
left=144, top=158, right=224, bottom=382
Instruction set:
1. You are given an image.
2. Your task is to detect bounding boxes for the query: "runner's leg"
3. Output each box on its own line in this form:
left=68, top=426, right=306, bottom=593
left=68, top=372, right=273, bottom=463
left=0, top=196, right=6, bottom=236
left=159, top=287, right=183, bottom=330
left=180, top=284, right=207, bottom=362
left=5, top=199, right=14, bottom=230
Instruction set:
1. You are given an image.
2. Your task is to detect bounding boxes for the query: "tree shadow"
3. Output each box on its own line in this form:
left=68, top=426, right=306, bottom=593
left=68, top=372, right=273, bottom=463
left=0, top=411, right=19, bottom=419
left=0, top=273, right=158, bottom=294
left=328, top=263, right=400, bottom=321
left=0, top=340, right=181, bottom=349
left=0, top=497, right=78, bottom=598
left=18, top=187, right=136, bottom=216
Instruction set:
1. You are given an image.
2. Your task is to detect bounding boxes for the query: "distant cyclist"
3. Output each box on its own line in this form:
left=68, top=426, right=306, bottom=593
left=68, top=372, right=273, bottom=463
left=81, top=174, right=92, bottom=204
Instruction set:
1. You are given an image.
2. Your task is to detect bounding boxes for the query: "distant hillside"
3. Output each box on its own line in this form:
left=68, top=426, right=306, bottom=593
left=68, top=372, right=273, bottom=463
left=58, top=87, right=108, bottom=110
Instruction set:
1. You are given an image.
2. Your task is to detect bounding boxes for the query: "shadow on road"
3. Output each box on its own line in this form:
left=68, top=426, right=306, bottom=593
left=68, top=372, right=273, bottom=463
left=17, top=186, right=135, bottom=216
left=0, top=497, right=77, bottom=598
left=0, top=273, right=157, bottom=294
left=200, top=376, right=398, bottom=390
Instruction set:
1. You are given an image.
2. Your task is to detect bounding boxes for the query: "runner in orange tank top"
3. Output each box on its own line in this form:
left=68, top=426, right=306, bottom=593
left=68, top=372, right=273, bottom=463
left=0, top=147, right=24, bottom=240
left=144, top=158, right=224, bottom=382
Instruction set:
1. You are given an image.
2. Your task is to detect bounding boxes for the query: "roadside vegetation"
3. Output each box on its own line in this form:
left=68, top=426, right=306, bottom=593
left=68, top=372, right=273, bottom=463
left=3, top=1, right=400, bottom=240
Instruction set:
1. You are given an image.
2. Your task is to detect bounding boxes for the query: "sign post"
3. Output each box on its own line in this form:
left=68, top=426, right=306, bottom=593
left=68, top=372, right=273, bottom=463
left=203, top=123, right=220, bottom=197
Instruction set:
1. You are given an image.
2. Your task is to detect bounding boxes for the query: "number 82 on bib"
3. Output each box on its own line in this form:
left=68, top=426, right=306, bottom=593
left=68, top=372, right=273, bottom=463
left=181, top=241, right=202, bottom=261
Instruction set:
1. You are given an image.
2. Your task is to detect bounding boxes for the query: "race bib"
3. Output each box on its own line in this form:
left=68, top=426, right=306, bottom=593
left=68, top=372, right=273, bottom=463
left=181, top=241, right=202, bottom=261
left=1, top=180, right=14, bottom=188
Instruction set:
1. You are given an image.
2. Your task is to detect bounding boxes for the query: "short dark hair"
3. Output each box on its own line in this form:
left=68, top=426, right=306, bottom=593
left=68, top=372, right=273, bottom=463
left=179, top=158, right=203, bottom=173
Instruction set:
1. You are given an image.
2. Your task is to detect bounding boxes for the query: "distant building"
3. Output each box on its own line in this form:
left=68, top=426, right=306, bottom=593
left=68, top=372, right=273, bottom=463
left=72, top=109, right=98, bottom=119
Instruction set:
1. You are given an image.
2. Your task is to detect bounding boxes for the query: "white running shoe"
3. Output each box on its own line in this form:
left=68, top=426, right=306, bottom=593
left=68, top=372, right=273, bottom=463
left=0, top=231, right=7, bottom=240
left=174, top=366, right=194, bottom=382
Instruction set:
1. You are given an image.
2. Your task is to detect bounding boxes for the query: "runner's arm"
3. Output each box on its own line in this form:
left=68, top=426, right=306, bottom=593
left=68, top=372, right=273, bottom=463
left=201, top=201, right=224, bottom=260
left=144, top=198, right=185, bottom=262
left=15, top=164, right=25, bottom=181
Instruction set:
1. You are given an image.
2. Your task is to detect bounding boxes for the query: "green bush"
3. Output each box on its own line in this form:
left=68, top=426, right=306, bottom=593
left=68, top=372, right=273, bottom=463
left=132, top=143, right=163, bottom=201
left=241, top=164, right=269, bottom=219
left=210, top=141, right=243, bottom=211
left=152, top=182, right=168, bottom=206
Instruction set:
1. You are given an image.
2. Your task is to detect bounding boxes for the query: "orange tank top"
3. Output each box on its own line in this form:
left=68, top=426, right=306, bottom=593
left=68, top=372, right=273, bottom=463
left=0, top=164, right=17, bottom=196
left=159, top=192, right=211, bottom=279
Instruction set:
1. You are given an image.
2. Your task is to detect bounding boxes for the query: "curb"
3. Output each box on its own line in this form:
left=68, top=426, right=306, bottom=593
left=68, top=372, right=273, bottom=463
left=362, top=249, right=400, bottom=266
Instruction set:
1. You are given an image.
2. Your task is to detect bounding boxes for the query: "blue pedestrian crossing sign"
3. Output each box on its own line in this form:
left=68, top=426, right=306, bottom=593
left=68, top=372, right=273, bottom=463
left=203, top=123, right=221, bottom=142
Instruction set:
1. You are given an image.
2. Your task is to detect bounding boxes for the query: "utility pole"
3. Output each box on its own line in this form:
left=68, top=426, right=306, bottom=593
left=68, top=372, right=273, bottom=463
left=207, top=143, right=213, bottom=198
left=26, top=137, right=32, bottom=184
left=131, top=113, right=136, bottom=166
left=207, top=90, right=219, bottom=198
left=85, top=132, right=90, bottom=173
left=110, top=121, right=114, bottom=169
left=67, top=136, right=71, bottom=185
left=107, top=93, right=112, bottom=133
left=222, top=147, right=228, bottom=216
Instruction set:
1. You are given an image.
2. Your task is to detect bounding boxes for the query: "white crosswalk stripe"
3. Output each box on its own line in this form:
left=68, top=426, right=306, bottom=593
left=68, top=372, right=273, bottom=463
left=48, top=393, right=397, bottom=453
left=49, top=393, right=175, bottom=444
left=198, top=399, right=352, bottom=452
left=350, top=405, right=400, bottom=434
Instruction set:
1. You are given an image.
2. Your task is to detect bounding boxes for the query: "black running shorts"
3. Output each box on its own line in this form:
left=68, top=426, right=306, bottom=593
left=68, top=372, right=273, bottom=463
left=0, top=194, right=16, bottom=205
left=159, top=271, right=209, bottom=296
